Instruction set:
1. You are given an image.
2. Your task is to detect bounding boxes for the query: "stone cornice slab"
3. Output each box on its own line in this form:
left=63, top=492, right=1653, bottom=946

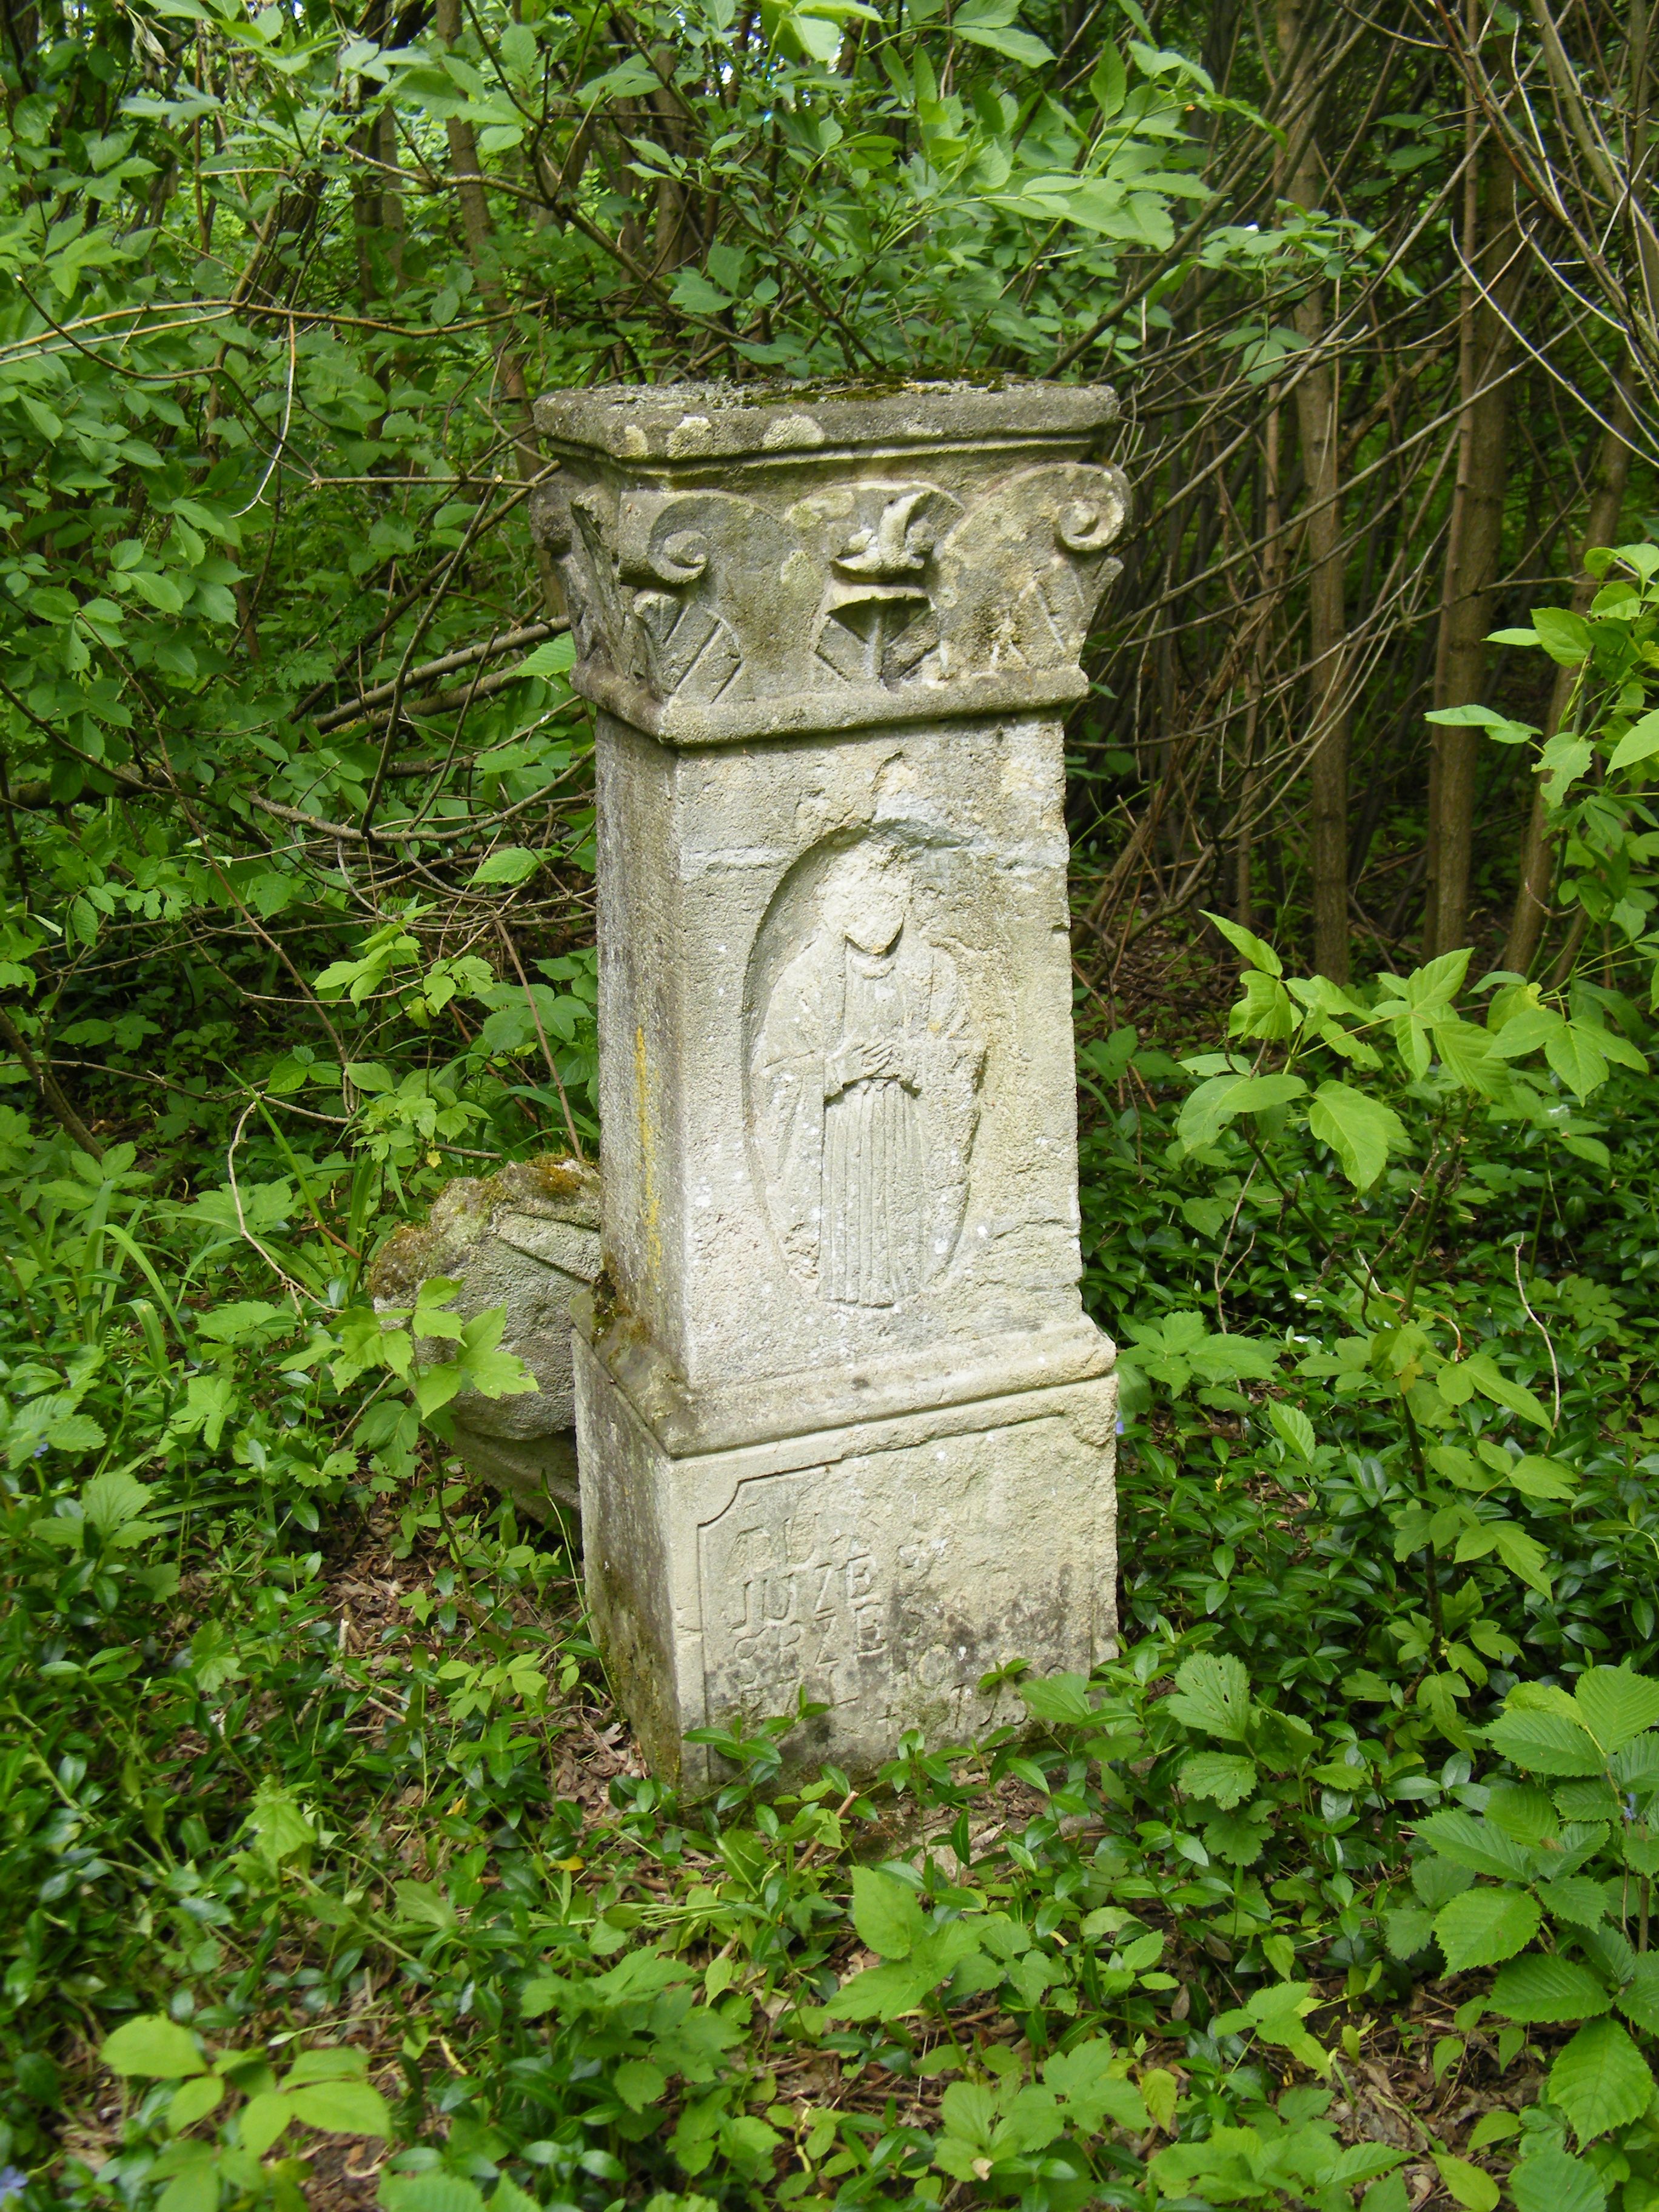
left=531, top=378, right=1127, bottom=749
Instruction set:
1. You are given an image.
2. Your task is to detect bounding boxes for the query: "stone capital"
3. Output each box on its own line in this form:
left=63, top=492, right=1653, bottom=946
left=531, top=381, right=1127, bottom=748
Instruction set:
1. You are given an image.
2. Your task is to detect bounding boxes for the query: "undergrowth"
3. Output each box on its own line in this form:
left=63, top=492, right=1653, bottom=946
left=8, top=907, right=1659, bottom=2212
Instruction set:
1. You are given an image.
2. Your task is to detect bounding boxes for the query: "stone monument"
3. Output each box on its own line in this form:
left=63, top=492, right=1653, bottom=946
left=531, top=381, right=1125, bottom=1791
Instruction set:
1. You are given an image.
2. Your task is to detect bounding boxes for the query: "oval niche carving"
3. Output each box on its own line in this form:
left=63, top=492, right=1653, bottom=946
left=745, top=833, right=985, bottom=1308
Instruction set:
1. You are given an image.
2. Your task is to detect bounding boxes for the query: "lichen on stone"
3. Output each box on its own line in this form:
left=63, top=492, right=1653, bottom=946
left=368, top=1152, right=600, bottom=1302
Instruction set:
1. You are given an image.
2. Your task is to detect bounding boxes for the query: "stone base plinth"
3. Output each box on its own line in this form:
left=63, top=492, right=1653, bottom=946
left=574, top=1333, right=1118, bottom=1794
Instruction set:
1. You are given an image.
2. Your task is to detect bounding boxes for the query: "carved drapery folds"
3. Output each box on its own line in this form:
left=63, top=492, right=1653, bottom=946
left=531, top=383, right=1127, bottom=745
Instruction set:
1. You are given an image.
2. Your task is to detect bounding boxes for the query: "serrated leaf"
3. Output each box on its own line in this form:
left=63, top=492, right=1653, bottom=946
left=1461, top=1353, right=1552, bottom=1432
left=1547, top=2016, right=1655, bottom=2143
left=1433, top=1885, right=1541, bottom=1971
left=1164, top=1651, right=1252, bottom=1741
left=1179, top=1751, right=1257, bottom=1808
left=1384, top=1905, right=1437, bottom=1960
left=1414, top=1811, right=1536, bottom=1880
left=469, top=845, right=542, bottom=887
left=1486, top=1708, right=1604, bottom=1776
left=379, top=2177, right=488, bottom=2212
left=1543, top=1876, right=1610, bottom=1928
left=1268, top=1400, right=1316, bottom=1459
left=851, top=1866, right=927, bottom=1961
left=1607, top=708, right=1659, bottom=772
left=1548, top=1023, right=1610, bottom=1101
left=1489, top=1952, right=1612, bottom=2023
left=1574, top=1666, right=1659, bottom=1753
left=1509, top=2147, right=1606, bottom=2212
left=1203, top=1801, right=1272, bottom=1865
left=1307, top=1079, right=1406, bottom=1190
left=1530, top=606, right=1594, bottom=664
left=1615, top=1954, right=1659, bottom=2034
left=1492, top=1520, right=1554, bottom=1595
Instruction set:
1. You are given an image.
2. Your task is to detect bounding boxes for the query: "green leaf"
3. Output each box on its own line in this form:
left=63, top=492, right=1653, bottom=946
left=1306, top=1081, right=1406, bottom=1190
left=1163, top=1651, right=1252, bottom=1741
left=1043, top=2039, right=1149, bottom=2131
left=1461, top=1353, right=1552, bottom=1432
left=1088, top=42, right=1127, bottom=114
left=1492, top=1520, right=1554, bottom=1596
left=1424, top=704, right=1538, bottom=745
left=469, top=846, right=542, bottom=887
left=283, top=2047, right=370, bottom=2086
left=1268, top=1400, right=1316, bottom=1459
left=1547, top=1022, right=1610, bottom=1100
left=612, top=2057, right=667, bottom=2111
left=156, top=2154, right=222, bottom=2212
left=101, top=2015, right=206, bottom=2079
left=1435, top=2154, right=1500, bottom=2212
left=1508, top=1455, right=1578, bottom=1502
left=237, top=2089, right=295, bottom=2157
left=1414, top=1811, right=1535, bottom=1880
left=166, top=2075, right=226, bottom=2129
left=1529, top=606, right=1595, bottom=664
left=1607, top=708, right=1659, bottom=773
left=1176, top=1070, right=1306, bottom=1150
left=1202, top=908, right=1282, bottom=976
left=955, top=19, right=1055, bottom=63
left=1433, top=1885, right=1541, bottom=1971
left=1486, top=1708, right=1603, bottom=1776
left=1019, top=1673, right=1105, bottom=1726
left=1202, top=1801, right=1273, bottom=1865
left=1179, top=1751, right=1257, bottom=1808
left=851, top=1866, right=928, bottom=1960
left=379, top=2179, right=488, bottom=2212
left=1509, top=2147, right=1606, bottom=2212
left=1544, top=1876, right=1610, bottom=1928
left=513, top=634, right=577, bottom=679
left=1575, top=1666, right=1659, bottom=1752
left=286, top=2079, right=390, bottom=2136
left=1489, top=1952, right=1612, bottom=2023
left=1547, top=2017, right=1655, bottom=2143
left=1615, top=1955, right=1659, bottom=2035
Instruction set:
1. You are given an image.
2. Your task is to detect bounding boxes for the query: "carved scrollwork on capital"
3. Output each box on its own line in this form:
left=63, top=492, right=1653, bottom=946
left=930, top=461, right=1130, bottom=678
left=532, top=432, right=1131, bottom=737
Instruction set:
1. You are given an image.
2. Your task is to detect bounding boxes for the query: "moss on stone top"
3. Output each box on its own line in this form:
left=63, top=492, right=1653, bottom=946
left=368, top=1153, right=601, bottom=1302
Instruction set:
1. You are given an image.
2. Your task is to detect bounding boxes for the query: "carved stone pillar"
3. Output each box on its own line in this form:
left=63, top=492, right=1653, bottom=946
left=532, top=382, right=1128, bottom=1791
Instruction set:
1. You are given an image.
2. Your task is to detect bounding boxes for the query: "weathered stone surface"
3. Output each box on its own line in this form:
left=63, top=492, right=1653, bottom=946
left=577, top=1333, right=1119, bottom=1792
left=370, top=1155, right=600, bottom=1523
left=535, top=380, right=1124, bottom=1786
left=531, top=381, right=1128, bottom=748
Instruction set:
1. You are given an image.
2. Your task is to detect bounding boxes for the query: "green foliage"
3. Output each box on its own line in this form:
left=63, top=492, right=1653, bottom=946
left=1481, top=546, right=1659, bottom=994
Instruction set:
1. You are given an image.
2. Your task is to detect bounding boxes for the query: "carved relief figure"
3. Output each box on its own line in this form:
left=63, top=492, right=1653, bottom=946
left=752, top=844, right=984, bottom=1306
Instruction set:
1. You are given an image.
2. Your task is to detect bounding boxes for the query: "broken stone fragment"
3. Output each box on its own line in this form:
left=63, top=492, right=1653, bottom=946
left=369, top=1153, right=601, bottom=1526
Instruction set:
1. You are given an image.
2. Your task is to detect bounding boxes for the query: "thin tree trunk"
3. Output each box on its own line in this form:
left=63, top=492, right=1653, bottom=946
left=435, top=0, right=560, bottom=618
left=1423, top=70, right=1523, bottom=956
left=1503, top=373, right=1634, bottom=974
left=1278, top=0, right=1350, bottom=982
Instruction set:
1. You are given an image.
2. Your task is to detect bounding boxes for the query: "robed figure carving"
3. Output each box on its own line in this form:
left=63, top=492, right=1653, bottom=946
left=752, top=846, right=984, bottom=1307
